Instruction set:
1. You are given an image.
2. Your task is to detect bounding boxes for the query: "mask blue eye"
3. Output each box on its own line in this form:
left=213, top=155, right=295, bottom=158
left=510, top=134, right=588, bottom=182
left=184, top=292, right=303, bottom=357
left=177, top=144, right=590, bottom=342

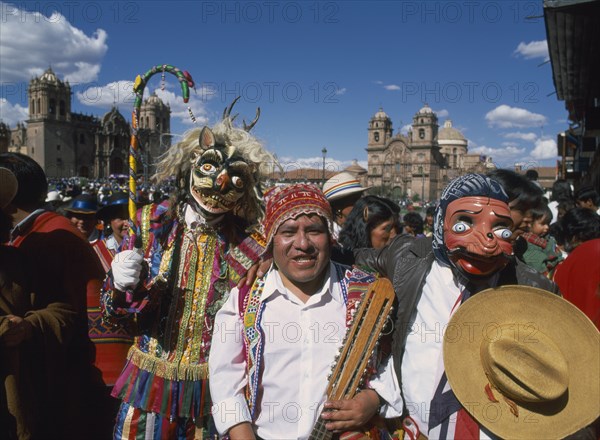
left=451, top=222, right=470, bottom=233
left=494, top=228, right=512, bottom=240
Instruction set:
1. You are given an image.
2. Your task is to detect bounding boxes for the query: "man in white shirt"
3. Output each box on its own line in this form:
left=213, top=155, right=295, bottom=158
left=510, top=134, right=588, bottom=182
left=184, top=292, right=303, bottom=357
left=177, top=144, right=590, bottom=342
left=209, top=183, right=402, bottom=440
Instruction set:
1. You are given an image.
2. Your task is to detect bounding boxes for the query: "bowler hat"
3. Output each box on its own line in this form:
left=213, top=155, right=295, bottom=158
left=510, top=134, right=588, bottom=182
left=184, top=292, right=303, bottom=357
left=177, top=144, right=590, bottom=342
left=96, top=192, right=128, bottom=220
left=65, top=194, right=98, bottom=214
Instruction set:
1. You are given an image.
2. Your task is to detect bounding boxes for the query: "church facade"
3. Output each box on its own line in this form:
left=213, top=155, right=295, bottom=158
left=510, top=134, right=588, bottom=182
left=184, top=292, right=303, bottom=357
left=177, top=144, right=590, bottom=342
left=0, top=68, right=170, bottom=179
left=366, top=105, right=492, bottom=201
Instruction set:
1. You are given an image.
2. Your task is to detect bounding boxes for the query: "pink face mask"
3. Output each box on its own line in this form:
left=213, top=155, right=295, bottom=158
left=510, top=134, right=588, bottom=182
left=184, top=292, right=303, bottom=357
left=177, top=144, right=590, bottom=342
left=444, top=196, right=514, bottom=276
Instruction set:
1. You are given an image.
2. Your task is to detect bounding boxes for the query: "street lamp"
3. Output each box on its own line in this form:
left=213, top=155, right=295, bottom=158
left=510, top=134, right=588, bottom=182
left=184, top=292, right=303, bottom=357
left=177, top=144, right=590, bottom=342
left=321, top=147, right=327, bottom=184
left=419, top=165, right=425, bottom=202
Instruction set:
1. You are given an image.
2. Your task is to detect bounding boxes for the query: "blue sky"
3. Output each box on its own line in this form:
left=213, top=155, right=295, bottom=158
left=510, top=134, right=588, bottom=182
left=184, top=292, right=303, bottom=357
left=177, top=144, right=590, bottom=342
left=0, top=1, right=566, bottom=172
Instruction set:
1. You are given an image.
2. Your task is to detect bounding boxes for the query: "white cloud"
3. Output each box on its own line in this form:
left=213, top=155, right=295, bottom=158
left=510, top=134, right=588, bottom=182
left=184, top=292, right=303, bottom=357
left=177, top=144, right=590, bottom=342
left=531, top=137, right=557, bottom=160
left=0, top=2, right=108, bottom=83
left=335, top=87, right=347, bottom=96
left=513, top=40, right=549, bottom=61
left=278, top=156, right=366, bottom=174
left=373, top=80, right=383, bottom=85
left=485, top=105, right=547, bottom=129
left=471, top=145, right=527, bottom=165
left=504, top=132, right=538, bottom=142
left=154, top=87, right=209, bottom=126
left=400, top=124, right=412, bottom=135
left=75, top=81, right=211, bottom=126
left=0, top=98, right=28, bottom=126
left=76, top=81, right=135, bottom=108
left=435, top=109, right=449, bottom=118
left=384, top=84, right=400, bottom=91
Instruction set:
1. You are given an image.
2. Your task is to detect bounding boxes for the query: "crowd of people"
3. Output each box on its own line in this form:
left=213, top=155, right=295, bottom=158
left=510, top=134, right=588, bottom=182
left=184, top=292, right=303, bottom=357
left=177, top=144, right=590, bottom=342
left=1, top=106, right=599, bottom=440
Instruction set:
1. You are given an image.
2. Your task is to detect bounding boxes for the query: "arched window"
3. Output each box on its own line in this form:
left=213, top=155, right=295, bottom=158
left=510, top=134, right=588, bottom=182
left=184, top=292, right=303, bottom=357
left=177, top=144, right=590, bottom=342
left=419, top=128, right=425, bottom=139
left=374, top=132, right=379, bottom=142
left=59, top=100, right=66, bottom=116
left=49, top=98, right=56, bottom=114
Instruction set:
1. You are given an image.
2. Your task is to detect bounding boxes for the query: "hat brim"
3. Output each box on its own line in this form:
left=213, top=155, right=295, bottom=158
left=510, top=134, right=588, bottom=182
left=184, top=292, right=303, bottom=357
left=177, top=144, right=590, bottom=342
left=65, top=208, right=97, bottom=215
left=443, top=286, right=600, bottom=440
left=326, top=186, right=370, bottom=202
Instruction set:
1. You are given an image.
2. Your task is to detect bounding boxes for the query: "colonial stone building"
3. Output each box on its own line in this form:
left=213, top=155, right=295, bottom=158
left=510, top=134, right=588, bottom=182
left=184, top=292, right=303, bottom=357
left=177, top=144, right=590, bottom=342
left=1, top=68, right=170, bottom=179
left=366, top=105, right=492, bottom=201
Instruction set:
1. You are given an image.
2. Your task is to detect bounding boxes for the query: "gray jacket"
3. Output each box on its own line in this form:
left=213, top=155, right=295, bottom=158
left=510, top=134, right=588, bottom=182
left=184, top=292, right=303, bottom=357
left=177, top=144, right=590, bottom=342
left=355, top=235, right=560, bottom=407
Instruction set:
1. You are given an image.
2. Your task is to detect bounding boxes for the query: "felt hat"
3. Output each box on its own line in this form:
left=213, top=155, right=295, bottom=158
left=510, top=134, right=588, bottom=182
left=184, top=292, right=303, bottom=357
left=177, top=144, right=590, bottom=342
left=263, top=183, right=333, bottom=247
left=0, top=167, right=18, bottom=209
left=322, top=172, right=369, bottom=202
left=443, top=285, right=600, bottom=440
left=65, top=194, right=98, bottom=214
left=96, top=192, right=128, bottom=220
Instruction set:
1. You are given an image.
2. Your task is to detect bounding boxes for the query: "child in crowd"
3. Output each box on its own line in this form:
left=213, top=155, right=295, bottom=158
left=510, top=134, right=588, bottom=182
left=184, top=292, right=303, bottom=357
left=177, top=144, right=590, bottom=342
left=521, top=204, right=563, bottom=276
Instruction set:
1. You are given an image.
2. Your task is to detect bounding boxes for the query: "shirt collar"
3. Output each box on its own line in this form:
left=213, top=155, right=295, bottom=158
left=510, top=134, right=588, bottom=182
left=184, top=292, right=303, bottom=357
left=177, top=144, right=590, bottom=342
left=260, top=262, right=342, bottom=304
left=184, top=204, right=224, bottom=229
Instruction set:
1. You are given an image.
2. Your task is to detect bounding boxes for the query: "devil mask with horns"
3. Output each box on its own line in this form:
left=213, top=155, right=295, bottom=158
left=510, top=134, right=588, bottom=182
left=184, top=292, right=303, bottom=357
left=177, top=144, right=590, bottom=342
left=153, top=97, right=277, bottom=225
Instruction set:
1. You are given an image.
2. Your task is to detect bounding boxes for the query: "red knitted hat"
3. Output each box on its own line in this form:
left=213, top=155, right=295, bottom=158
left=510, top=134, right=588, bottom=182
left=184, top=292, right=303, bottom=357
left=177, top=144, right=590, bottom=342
left=263, top=183, right=333, bottom=246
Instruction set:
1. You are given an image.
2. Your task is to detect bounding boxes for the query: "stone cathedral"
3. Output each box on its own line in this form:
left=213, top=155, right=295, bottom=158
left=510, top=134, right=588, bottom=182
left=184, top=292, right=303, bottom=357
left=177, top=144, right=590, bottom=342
left=366, top=104, right=491, bottom=201
left=0, top=68, right=171, bottom=179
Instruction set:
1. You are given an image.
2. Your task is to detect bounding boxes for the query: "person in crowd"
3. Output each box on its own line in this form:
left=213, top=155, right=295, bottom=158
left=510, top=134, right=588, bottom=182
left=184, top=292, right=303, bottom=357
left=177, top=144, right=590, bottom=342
left=336, top=195, right=399, bottom=265
left=96, top=192, right=129, bottom=254
left=575, top=185, right=600, bottom=215
left=553, top=208, right=600, bottom=329
left=423, top=205, right=436, bottom=237
left=524, top=168, right=543, bottom=190
left=0, top=167, right=37, bottom=440
left=103, top=108, right=277, bottom=438
left=548, top=178, right=573, bottom=224
left=64, top=193, right=101, bottom=241
left=209, top=183, right=402, bottom=440
left=87, top=191, right=134, bottom=396
left=487, top=168, right=543, bottom=263
left=0, top=152, right=110, bottom=440
left=521, top=203, right=563, bottom=276
left=557, top=198, right=576, bottom=222
left=356, top=174, right=569, bottom=439
left=323, top=171, right=369, bottom=240
left=402, top=211, right=425, bottom=238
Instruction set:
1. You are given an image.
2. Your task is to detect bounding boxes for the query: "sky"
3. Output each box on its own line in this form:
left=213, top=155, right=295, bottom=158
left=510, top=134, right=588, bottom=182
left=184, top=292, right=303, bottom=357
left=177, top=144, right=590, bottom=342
left=0, top=1, right=567, bottom=173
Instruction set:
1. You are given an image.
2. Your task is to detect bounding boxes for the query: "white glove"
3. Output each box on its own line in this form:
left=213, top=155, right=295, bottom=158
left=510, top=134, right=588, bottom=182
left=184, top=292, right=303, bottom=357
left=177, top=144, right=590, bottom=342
left=111, top=249, right=144, bottom=291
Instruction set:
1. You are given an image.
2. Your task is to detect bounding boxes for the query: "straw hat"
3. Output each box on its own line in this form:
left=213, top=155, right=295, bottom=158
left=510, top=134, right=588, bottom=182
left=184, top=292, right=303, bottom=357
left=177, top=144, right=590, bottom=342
left=322, top=172, right=369, bottom=202
left=0, top=167, right=18, bottom=209
left=443, top=285, right=600, bottom=439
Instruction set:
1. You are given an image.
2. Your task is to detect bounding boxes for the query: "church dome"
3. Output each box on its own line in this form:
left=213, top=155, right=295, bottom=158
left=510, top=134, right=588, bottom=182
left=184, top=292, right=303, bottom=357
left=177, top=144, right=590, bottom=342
left=372, top=107, right=390, bottom=120
left=438, top=120, right=466, bottom=142
left=145, top=93, right=166, bottom=107
left=418, top=104, right=433, bottom=115
left=345, top=159, right=367, bottom=175
left=39, top=67, right=60, bottom=84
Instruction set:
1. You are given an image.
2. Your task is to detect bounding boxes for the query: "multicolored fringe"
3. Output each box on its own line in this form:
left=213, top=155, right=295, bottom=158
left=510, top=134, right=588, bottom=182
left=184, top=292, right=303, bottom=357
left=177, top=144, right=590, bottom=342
left=114, top=401, right=217, bottom=440
left=112, top=349, right=210, bottom=419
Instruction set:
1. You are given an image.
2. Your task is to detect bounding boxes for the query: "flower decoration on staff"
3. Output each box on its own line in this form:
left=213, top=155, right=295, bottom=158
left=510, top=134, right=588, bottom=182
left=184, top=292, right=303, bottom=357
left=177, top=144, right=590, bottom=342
left=128, top=64, right=195, bottom=241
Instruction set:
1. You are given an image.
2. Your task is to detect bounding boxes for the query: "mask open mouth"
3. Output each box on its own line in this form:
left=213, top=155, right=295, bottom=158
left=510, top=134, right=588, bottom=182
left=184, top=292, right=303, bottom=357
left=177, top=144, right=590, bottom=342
left=192, top=187, right=237, bottom=214
left=447, top=247, right=511, bottom=276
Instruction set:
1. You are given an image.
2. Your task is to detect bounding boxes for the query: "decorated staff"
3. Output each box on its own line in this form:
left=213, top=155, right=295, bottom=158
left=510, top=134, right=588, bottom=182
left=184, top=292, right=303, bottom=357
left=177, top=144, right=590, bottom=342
left=102, top=97, right=277, bottom=438
left=128, top=64, right=195, bottom=238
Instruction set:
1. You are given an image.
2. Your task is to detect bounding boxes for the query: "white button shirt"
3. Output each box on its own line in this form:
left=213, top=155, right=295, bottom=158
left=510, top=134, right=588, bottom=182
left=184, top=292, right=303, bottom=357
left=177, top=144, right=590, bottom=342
left=209, top=264, right=402, bottom=440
